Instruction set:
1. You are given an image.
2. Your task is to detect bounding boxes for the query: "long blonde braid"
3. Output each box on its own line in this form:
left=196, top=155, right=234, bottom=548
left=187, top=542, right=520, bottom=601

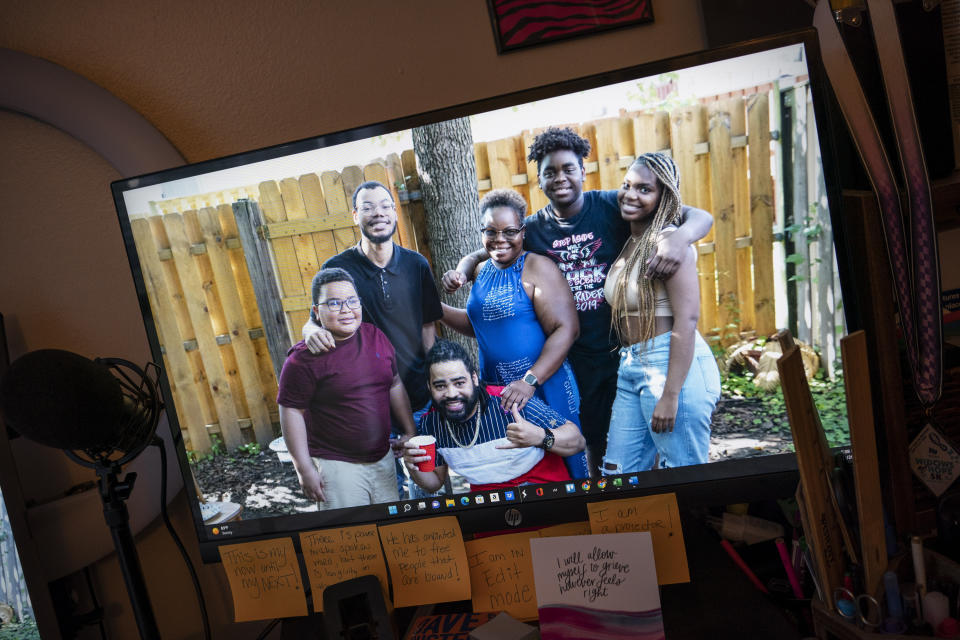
left=610, top=152, right=683, bottom=346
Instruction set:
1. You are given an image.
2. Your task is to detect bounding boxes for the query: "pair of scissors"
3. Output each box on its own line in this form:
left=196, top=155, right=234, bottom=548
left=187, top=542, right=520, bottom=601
left=834, top=587, right=882, bottom=630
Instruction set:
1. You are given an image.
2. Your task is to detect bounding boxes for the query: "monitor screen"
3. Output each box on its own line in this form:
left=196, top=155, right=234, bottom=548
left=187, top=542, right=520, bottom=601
left=111, top=29, right=853, bottom=561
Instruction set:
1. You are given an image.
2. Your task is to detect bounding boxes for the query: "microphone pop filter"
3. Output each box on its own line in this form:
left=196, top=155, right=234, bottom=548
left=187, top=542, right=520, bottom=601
left=0, top=349, right=126, bottom=451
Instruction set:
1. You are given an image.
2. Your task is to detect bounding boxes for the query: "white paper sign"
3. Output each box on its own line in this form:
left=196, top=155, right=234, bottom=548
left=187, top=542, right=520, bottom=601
left=529, top=533, right=663, bottom=640
left=909, top=423, right=960, bottom=497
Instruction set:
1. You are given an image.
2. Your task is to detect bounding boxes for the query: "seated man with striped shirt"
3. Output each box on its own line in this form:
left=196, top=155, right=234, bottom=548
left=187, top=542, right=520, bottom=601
left=402, top=340, right=585, bottom=493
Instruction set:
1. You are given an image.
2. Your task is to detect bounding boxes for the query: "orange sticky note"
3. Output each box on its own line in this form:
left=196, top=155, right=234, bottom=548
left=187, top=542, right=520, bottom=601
left=218, top=538, right=307, bottom=622
left=378, top=516, right=470, bottom=607
left=538, top=521, right=592, bottom=537
left=299, top=525, right=389, bottom=612
left=587, top=493, right=689, bottom=584
left=465, top=531, right=539, bottom=620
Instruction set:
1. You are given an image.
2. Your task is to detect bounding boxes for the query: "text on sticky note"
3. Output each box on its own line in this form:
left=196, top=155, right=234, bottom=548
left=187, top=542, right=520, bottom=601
left=587, top=493, right=689, bottom=584
left=466, top=531, right=539, bottom=620
left=378, top=516, right=471, bottom=607
left=218, top=538, right=307, bottom=622
left=299, top=525, right=388, bottom=612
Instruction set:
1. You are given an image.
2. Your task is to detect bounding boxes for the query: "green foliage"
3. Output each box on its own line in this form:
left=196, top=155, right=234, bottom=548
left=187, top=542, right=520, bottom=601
left=187, top=435, right=265, bottom=467
left=719, top=363, right=849, bottom=446
left=625, top=72, right=693, bottom=111
left=0, top=617, right=40, bottom=640
left=237, top=442, right=262, bottom=457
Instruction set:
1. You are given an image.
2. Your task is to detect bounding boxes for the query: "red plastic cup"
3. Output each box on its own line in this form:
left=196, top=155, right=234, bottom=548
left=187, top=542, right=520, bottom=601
left=408, top=435, right=436, bottom=472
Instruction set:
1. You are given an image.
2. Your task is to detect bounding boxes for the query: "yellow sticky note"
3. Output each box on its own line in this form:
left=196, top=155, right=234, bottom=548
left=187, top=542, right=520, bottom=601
left=538, top=521, right=592, bottom=537
left=378, top=516, right=471, bottom=607
left=587, top=493, right=689, bottom=584
left=465, top=531, right=539, bottom=620
left=299, top=525, right=389, bottom=612
left=218, top=538, right=307, bottom=622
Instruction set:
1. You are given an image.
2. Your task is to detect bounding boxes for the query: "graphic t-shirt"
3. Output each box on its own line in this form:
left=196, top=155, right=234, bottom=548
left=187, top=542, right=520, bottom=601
left=522, top=190, right=629, bottom=356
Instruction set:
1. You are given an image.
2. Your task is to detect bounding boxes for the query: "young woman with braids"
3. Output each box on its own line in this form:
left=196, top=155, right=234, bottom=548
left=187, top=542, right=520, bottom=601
left=601, top=153, right=721, bottom=473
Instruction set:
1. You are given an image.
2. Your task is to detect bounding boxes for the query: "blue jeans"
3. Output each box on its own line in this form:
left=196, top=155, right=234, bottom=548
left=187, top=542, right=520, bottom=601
left=602, top=331, right=721, bottom=474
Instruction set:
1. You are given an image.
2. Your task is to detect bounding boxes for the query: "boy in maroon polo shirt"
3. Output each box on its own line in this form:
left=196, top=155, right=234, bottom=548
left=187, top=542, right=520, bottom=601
left=277, top=267, right=417, bottom=509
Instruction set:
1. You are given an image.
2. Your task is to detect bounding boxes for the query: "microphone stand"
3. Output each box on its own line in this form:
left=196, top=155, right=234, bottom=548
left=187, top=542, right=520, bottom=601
left=95, top=463, right=160, bottom=640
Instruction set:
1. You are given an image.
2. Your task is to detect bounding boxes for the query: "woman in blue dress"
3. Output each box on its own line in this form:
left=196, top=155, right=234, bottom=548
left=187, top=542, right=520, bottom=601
left=440, top=189, right=589, bottom=478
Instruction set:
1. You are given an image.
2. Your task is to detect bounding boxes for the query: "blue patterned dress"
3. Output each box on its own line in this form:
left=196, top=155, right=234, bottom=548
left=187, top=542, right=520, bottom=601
left=466, top=252, right=589, bottom=478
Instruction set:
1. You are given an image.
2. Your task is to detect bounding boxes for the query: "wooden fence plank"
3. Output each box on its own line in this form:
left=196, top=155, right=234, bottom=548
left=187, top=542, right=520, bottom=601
left=808, top=97, right=836, bottom=375
left=380, top=154, right=418, bottom=252
left=340, top=165, right=364, bottom=212
left=730, top=98, right=755, bottom=333
left=300, top=173, right=339, bottom=277
left=148, top=215, right=218, bottom=430
left=320, top=170, right=359, bottom=254
left=791, top=85, right=812, bottom=344
left=184, top=209, right=250, bottom=446
left=672, top=105, right=716, bottom=336
left=747, top=93, right=776, bottom=336
left=632, top=111, right=671, bottom=156
left=521, top=129, right=550, bottom=214
left=280, top=177, right=321, bottom=296
left=579, top=123, right=601, bottom=193
left=594, top=117, right=622, bottom=190
left=217, top=203, right=279, bottom=426
left=198, top=207, right=275, bottom=445
left=258, top=180, right=304, bottom=304
left=131, top=218, right=213, bottom=452
left=234, top=200, right=290, bottom=380
left=615, top=113, right=634, bottom=163
left=401, top=149, right=433, bottom=266
left=164, top=212, right=243, bottom=450
left=709, top=102, right=739, bottom=344
left=486, top=137, right=522, bottom=197
left=474, top=141, right=492, bottom=202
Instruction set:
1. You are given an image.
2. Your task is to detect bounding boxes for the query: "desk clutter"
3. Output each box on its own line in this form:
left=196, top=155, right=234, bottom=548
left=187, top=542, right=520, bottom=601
left=766, top=330, right=960, bottom=637
left=216, top=494, right=688, bottom=638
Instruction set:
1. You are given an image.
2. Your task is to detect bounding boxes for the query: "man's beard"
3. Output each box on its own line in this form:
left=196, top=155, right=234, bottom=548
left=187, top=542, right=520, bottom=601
left=360, top=219, right=397, bottom=245
left=436, top=385, right=480, bottom=422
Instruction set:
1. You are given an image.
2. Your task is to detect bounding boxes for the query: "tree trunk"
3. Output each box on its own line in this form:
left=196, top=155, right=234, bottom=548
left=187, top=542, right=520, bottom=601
left=412, top=118, right=481, bottom=360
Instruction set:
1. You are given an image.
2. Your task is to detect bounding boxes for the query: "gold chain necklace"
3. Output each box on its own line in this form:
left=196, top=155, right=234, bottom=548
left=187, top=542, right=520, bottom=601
left=445, top=411, right=481, bottom=449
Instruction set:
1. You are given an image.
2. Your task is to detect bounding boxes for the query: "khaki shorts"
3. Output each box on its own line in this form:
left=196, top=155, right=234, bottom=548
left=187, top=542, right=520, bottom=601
left=311, top=450, right=398, bottom=510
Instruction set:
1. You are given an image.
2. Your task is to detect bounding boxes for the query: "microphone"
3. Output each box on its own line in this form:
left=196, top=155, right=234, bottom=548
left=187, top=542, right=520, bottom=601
left=0, top=349, right=128, bottom=451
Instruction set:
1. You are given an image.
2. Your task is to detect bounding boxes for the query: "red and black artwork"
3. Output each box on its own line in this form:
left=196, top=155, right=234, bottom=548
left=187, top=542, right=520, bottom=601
left=487, top=0, right=654, bottom=53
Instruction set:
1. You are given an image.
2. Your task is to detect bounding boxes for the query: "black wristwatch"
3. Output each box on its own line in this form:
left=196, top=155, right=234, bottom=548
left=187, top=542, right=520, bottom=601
left=522, top=370, right=539, bottom=388
left=539, top=426, right=555, bottom=450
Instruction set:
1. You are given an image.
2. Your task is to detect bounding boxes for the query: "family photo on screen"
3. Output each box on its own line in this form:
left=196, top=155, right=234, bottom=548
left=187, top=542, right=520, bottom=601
left=117, top=42, right=850, bottom=522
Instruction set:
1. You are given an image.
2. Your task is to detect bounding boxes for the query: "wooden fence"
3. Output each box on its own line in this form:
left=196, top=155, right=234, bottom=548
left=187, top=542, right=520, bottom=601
left=780, top=83, right=845, bottom=375
left=1, top=489, right=34, bottom=625
left=134, top=84, right=844, bottom=453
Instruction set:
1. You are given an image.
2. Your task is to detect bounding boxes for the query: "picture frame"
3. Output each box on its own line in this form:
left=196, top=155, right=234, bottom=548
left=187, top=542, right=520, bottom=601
left=486, top=0, right=654, bottom=53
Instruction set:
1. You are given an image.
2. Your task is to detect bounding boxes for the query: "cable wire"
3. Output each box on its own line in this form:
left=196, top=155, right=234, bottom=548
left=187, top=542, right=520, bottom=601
left=154, top=438, right=212, bottom=640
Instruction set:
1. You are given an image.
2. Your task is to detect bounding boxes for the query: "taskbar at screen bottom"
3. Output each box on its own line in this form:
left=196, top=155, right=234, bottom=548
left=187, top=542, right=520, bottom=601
left=202, top=473, right=643, bottom=540
left=384, top=474, right=641, bottom=518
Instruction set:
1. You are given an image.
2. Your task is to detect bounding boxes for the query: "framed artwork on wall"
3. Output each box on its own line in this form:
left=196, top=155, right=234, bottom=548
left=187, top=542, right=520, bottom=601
left=487, top=0, right=654, bottom=53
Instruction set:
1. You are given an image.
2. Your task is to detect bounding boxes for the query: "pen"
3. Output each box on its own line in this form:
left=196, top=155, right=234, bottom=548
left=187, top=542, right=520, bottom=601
left=720, top=539, right=769, bottom=594
left=776, top=537, right=804, bottom=598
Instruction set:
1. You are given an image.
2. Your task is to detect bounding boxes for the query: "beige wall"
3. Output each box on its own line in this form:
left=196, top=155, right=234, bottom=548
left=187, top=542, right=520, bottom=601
left=0, top=2, right=707, bottom=637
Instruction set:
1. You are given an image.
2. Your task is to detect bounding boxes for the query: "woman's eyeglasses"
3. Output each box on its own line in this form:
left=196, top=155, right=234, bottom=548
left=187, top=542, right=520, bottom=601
left=480, top=226, right=524, bottom=240
left=318, top=296, right=361, bottom=311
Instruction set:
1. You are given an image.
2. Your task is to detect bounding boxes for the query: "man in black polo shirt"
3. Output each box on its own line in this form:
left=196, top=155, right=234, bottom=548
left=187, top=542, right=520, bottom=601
left=303, top=182, right=443, bottom=500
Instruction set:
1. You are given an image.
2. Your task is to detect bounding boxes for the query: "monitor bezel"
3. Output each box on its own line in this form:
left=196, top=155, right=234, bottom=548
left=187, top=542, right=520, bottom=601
left=110, top=27, right=854, bottom=563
